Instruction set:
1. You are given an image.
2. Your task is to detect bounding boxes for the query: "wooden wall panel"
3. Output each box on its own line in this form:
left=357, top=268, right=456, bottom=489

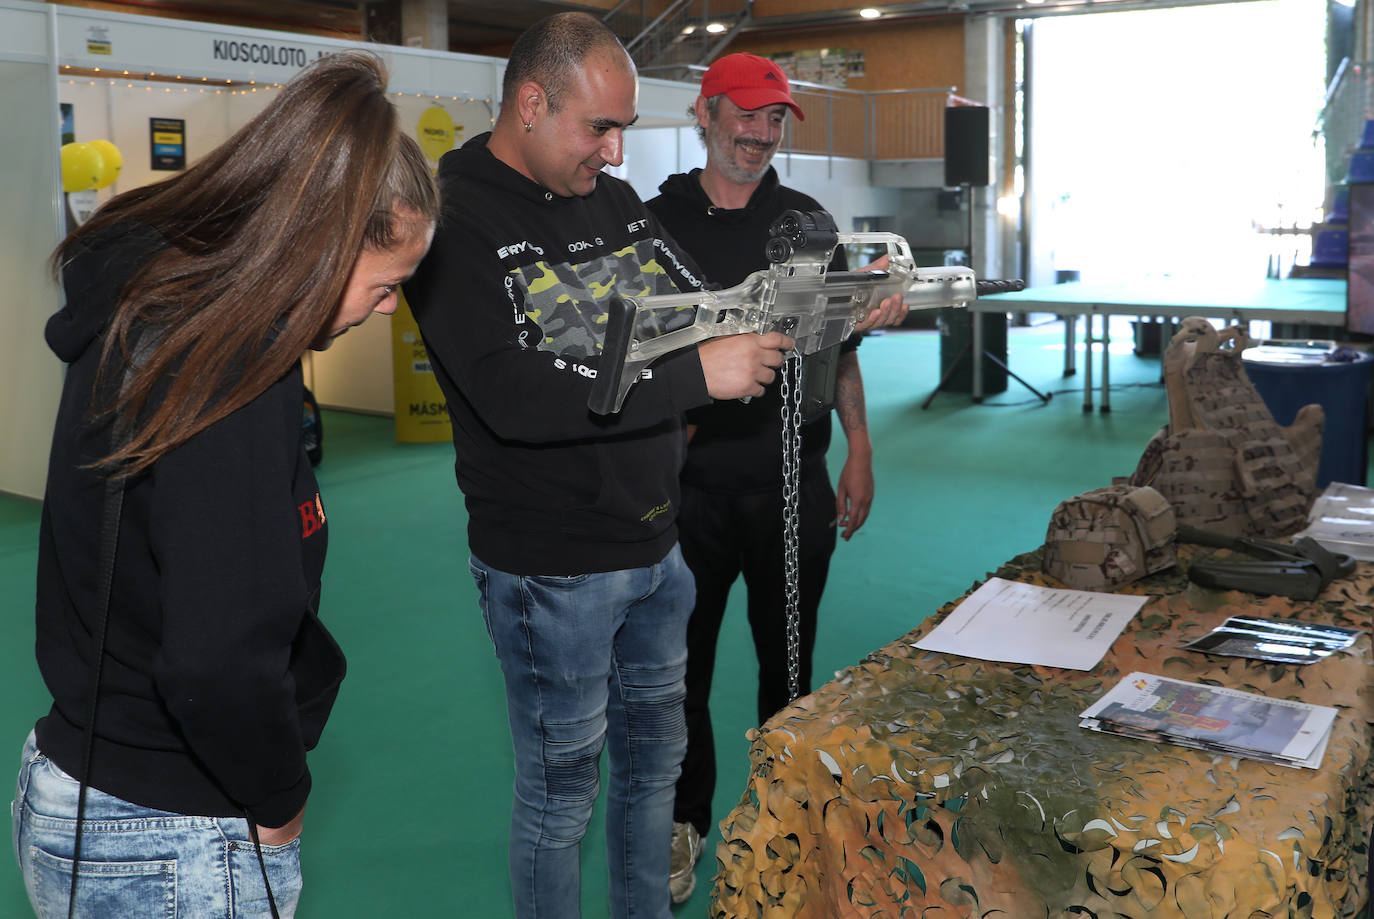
left=728, top=18, right=965, bottom=95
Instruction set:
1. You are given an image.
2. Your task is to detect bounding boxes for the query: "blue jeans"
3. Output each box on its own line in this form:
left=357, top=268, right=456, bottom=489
left=470, top=545, right=693, bottom=919
left=11, top=731, right=302, bottom=918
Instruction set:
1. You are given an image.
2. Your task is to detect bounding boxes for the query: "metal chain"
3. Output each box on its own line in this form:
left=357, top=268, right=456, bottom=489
left=779, top=353, right=804, bottom=702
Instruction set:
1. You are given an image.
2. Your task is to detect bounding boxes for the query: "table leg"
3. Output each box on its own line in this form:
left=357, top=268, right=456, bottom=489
left=1063, top=315, right=1076, bottom=376
left=1100, top=315, right=1111, bottom=413
left=1082, top=313, right=1094, bottom=413
left=971, top=310, right=985, bottom=403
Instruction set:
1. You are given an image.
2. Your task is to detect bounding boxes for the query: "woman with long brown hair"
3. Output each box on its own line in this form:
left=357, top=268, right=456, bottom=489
left=11, top=51, right=437, bottom=918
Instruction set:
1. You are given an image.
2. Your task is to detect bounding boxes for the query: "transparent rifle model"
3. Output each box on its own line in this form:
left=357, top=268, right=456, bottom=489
left=589, top=208, right=1026, bottom=702
left=588, top=208, right=1025, bottom=417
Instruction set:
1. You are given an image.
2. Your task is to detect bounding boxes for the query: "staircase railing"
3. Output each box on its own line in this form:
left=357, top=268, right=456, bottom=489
left=604, top=0, right=750, bottom=78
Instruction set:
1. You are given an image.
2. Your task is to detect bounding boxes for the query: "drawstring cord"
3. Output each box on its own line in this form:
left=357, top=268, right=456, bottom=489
left=66, top=473, right=122, bottom=919
left=247, top=815, right=284, bottom=919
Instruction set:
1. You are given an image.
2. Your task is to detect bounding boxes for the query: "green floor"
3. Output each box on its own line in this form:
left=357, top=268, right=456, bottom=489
left=0, top=320, right=1343, bottom=916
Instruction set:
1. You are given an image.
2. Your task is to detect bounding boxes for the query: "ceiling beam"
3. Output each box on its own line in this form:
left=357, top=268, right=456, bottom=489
left=737, top=0, right=1265, bottom=34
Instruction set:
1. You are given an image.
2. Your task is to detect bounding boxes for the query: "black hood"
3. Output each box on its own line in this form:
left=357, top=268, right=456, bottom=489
left=46, top=224, right=165, bottom=365
left=654, top=167, right=781, bottom=223
left=440, top=132, right=586, bottom=209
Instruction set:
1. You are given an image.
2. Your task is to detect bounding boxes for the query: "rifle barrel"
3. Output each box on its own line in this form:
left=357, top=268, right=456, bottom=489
left=974, top=279, right=1026, bottom=295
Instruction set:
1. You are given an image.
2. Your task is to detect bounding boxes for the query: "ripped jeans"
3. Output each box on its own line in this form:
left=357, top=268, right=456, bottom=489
left=469, top=546, right=692, bottom=919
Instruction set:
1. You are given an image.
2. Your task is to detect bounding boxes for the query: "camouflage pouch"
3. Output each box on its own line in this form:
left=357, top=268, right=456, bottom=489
left=1042, top=484, right=1177, bottom=591
left=1128, top=317, right=1323, bottom=538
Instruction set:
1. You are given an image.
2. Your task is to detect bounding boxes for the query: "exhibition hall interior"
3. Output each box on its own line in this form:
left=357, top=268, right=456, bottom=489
left=1, top=0, right=1371, bottom=916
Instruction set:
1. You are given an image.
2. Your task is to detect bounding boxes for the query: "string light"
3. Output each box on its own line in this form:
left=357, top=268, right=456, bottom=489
left=59, top=67, right=489, bottom=115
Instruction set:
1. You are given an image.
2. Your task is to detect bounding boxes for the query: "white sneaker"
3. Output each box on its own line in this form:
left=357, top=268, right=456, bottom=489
left=668, top=821, right=703, bottom=905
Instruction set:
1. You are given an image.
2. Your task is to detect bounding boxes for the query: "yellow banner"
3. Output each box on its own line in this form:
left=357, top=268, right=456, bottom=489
left=391, top=292, right=451, bottom=443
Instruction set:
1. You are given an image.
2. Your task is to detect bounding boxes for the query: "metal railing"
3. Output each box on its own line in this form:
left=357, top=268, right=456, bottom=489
left=777, top=82, right=964, bottom=162
left=1319, top=57, right=1374, bottom=188
left=868, top=89, right=959, bottom=160
left=605, top=17, right=973, bottom=163
left=602, top=0, right=750, bottom=75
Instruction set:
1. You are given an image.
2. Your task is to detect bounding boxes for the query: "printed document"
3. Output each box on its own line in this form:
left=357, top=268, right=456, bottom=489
left=913, top=576, right=1147, bottom=670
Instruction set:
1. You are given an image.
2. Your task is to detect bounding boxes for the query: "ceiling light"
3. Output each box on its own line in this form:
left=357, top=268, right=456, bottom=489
left=705, top=21, right=727, bottom=33
left=681, top=24, right=696, bottom=34
left=859, top=7, right=882, bottom=18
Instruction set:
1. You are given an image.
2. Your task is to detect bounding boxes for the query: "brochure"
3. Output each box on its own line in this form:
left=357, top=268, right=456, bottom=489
left=1181, top=615, right=1359, bottom=665
left=1080, top=673, right=1336, bottom=769
left=1297, top=481, right=1374, bottom=561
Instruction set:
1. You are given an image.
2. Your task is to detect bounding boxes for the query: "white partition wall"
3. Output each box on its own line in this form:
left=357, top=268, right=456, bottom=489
left=0, top=0, right=509, bottom=497
left=0, top=2, right=62, bottom=501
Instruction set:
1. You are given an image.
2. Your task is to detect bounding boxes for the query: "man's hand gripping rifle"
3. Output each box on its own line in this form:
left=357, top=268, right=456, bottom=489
left=588, top=209, right=1025, bottom=415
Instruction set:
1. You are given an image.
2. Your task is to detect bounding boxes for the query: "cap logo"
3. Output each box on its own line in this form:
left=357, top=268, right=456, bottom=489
left=764, top=72, right=780, bottom=81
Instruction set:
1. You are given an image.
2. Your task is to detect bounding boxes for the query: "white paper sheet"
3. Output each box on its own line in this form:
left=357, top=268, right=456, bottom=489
left=913, top=577, right=1148, bottom=670
left=1297, top=481, right=1374, bottom=560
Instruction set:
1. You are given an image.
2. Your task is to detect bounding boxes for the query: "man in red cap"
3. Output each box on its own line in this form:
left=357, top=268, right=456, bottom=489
left=645, top=51, right=907, bottom=904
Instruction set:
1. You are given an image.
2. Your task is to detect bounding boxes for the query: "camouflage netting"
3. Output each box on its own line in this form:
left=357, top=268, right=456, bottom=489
left=711, top=547, right=1373, bottom=919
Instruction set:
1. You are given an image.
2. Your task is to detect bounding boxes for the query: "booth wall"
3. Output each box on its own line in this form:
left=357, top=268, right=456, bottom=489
left=0, top=54, right=63, bottom=500
left=0, top=0, right=514, bottom=481
left=61, top=78, right=237, bottom=200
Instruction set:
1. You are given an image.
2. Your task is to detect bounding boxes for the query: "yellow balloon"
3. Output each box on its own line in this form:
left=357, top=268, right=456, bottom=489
left=416, top=106, right=456, bottom=162
left=60, top=142, right=103, bottom=193
left=89, top=139, right=123, bottom=190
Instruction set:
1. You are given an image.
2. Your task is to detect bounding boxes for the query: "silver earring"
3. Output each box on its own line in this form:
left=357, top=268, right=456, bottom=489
left=523, top=121, right=533, bottom=132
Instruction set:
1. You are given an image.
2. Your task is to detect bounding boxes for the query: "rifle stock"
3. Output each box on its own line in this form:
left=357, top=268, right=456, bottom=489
left=587, top=209, right=1024, bottom=415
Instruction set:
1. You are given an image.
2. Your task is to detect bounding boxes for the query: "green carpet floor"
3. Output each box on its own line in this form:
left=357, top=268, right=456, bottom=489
left=0, top=319, right=1350, bottom=916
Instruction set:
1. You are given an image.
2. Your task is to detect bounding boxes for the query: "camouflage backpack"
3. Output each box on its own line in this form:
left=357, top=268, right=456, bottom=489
left=1042, top=484, right=1177, bottom=591
left=1128, top=317, right=1323, bottom=538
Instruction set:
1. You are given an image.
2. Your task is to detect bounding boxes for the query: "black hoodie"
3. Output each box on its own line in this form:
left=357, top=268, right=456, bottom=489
left=406, top=133, right=712, bottom=576
left=34, top=226, right=344, bottom=829
left=646, top=167, right=856, bottom=494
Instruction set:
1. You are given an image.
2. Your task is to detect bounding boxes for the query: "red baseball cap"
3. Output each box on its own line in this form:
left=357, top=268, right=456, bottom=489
left=700, top=53, right=805, bottom=121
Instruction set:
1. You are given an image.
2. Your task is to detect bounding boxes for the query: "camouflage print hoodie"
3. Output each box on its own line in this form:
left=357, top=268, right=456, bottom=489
left=406, top=132, right=711, bottom=576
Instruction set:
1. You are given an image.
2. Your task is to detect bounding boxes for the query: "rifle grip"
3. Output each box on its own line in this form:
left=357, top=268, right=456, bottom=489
left=589, top=296, right=636, bottom=415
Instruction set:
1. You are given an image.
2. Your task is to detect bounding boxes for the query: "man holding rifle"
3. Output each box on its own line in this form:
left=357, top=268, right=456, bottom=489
left=405, top=19, right=795, bottom=919
left=645, top=52, right=908, bottom=903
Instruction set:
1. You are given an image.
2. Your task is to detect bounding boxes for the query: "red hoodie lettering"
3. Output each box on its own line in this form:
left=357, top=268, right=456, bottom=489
left=299, top=493, right=326, bottom=538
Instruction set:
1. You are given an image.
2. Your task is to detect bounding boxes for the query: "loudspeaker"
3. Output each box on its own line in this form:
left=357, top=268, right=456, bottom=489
left=938, top=307, right=1007, bottom=395
left=944, top=106, right=989, bottom=187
